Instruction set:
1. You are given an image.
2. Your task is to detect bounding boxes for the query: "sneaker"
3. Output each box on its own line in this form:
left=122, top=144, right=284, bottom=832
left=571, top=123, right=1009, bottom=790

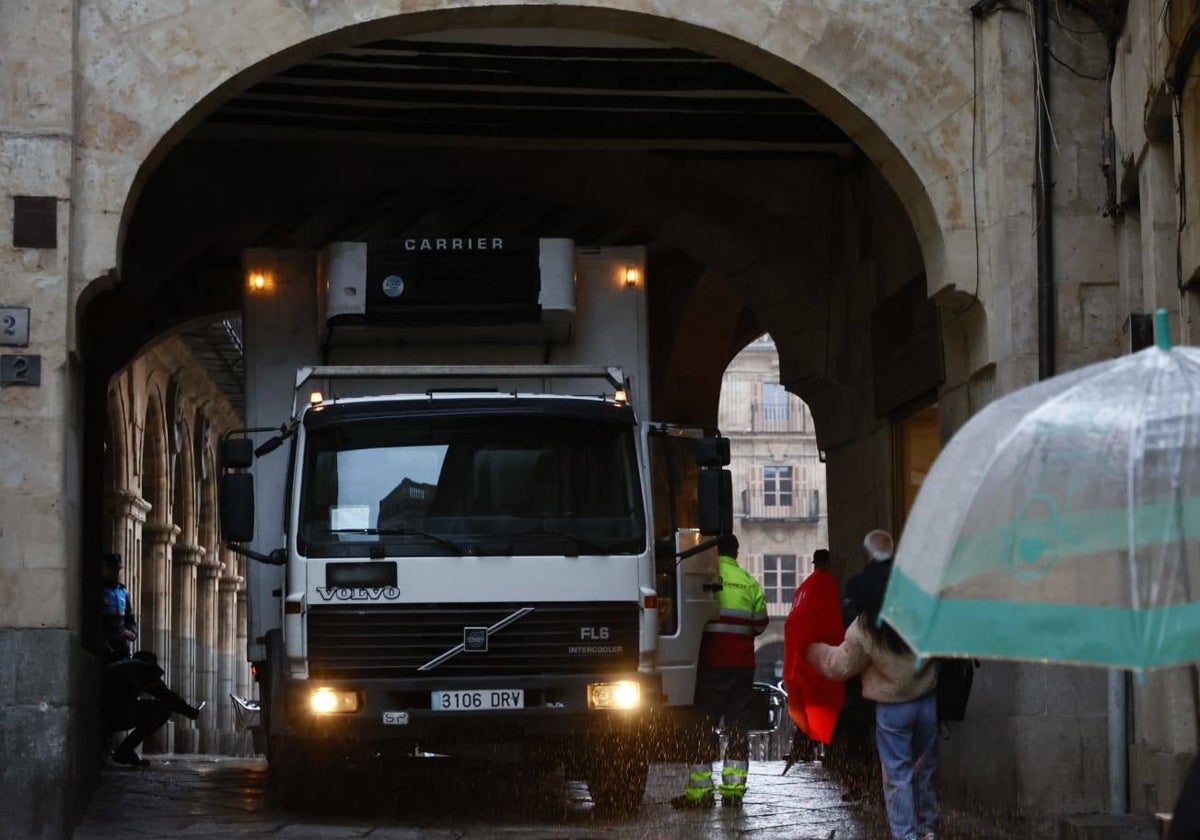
left=111, top=749, right=150, bottom=768
left=722, top=794, right=743, bottom=808
left=670, top=793, right=715, bottom=810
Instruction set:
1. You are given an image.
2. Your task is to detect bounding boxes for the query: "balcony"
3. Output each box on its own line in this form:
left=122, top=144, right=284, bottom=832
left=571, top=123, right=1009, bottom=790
left=748, top=401, right=810, bottom=434
left=741, top=487, right=820, bottom=522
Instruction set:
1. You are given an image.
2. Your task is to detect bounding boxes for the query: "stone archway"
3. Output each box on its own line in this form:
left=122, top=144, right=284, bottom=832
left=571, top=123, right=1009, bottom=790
left=72, top=0, right=987, bottom=817
left=73, top=2, right=970, bottom=315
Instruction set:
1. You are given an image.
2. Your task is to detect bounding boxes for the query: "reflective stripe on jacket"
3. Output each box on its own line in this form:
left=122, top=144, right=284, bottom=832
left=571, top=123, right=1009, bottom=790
left=698, top=554, right=768, bottom=668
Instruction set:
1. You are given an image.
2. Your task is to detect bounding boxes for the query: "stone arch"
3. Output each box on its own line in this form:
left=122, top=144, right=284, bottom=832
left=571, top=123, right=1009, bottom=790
left=172, top=423, right=196, bottom=547
left=138, top=381, right=171, bottom=518
left=753, top=636, right=785, bottom=683
left=105, top=375, right=132, bottom=557
left=97, top=336, right=245, bottom=756
left=105, top=378, right=130, bottom=494
left=73, top=2, right=968, bottom=312
left=196, top=412, right=218, bottom=553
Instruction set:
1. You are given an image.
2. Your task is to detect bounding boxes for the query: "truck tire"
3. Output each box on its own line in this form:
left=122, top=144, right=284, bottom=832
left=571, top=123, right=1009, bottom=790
left=586, top=747, right=648, bottom=814
left=268, top=737, right=331, bottom=812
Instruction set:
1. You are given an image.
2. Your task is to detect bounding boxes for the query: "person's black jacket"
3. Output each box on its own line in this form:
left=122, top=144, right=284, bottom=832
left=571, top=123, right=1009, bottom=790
left=841, top=558, right=894, bottom=626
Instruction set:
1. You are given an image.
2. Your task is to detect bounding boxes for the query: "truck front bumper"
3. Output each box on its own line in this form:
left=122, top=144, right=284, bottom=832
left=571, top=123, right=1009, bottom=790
left=281, top=671, right=668, bottom=745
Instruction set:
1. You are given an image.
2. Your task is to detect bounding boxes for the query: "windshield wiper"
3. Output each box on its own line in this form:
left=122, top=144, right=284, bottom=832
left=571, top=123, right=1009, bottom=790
left=499, top=530, right=616, bottom=557
left=327, top=528, right=469, bottom=555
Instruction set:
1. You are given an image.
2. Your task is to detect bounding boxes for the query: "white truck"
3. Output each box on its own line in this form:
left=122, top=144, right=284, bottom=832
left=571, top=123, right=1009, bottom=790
left=218, top=238, right=733, bottom=809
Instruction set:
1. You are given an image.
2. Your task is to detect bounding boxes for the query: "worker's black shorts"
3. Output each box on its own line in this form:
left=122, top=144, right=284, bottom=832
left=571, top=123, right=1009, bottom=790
left=693, top=666, right=755, bottom=730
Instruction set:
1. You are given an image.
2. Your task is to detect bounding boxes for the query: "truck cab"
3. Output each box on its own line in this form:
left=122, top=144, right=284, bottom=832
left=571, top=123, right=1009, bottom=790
left=219, top=238, right=733, bottom=809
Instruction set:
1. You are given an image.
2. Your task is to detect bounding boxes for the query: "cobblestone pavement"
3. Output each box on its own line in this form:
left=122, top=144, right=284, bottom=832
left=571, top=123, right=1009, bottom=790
left=74, top=755, right=1017, bottom=839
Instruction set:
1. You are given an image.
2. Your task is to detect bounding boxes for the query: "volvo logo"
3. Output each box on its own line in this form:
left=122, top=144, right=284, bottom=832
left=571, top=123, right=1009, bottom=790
left=417, top=607, right=535, bottom=672
left=464, top=627, right=488, bottom=652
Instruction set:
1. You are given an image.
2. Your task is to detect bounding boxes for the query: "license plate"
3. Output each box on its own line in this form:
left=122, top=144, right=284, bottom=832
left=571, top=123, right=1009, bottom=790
left=382, top=711, right=409, bottom=725
left=431, top=689, right=524, bottom=711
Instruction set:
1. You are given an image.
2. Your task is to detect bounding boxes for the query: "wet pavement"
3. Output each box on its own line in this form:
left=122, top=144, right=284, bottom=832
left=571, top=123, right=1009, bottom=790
left=74, top=755, right=1018, bottom=839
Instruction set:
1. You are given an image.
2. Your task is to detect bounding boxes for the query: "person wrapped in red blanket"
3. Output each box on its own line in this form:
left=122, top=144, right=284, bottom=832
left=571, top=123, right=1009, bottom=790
left=783, top=549, right=845, bottom=750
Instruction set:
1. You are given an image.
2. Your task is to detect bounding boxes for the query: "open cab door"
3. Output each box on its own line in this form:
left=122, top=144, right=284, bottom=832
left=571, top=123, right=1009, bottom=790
left=644, top=424, right=731, bottom=707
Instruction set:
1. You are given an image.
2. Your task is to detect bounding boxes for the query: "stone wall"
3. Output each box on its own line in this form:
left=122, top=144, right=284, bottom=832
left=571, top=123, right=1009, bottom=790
left=1111, top=0, right=1200, bottom=816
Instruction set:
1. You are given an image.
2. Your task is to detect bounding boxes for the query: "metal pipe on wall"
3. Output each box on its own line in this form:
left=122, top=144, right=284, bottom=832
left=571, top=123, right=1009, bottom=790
left=1035, top=0, right=1055, bottom=381
left=1108, top=670, right=1129, bottom=814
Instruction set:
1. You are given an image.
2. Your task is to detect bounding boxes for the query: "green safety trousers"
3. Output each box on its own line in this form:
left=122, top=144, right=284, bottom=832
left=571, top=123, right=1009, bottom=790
left=683, top=757, right=748, bottom=801
left=681, top=666, right=755, bottom=803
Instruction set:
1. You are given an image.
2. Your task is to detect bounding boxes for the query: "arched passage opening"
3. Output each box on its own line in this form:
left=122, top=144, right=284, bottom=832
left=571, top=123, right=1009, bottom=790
left=77, top=8, right=958, bottom=791
left=718, top=333, right=827, bottom=684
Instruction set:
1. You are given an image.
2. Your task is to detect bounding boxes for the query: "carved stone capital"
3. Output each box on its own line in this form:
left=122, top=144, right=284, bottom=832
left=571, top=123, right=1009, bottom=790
left=199, top=551, right=225, bottom=573
left=106, top=489, right=152, bottom=523
left=143, top=521, right=181, bottom=545
left=172, top=543, right=205, bottom=568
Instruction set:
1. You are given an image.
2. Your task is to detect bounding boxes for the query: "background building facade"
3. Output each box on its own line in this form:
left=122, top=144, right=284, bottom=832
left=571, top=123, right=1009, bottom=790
left=719, top=335, right=828, bottom=683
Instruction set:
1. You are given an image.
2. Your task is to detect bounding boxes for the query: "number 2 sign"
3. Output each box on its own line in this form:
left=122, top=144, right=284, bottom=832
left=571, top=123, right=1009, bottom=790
left=0, top=307, right=30, bottom=347
left=0, top=355, right=40, bottom=386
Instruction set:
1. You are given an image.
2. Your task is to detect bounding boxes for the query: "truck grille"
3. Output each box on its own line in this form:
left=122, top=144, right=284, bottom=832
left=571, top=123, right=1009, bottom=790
left=307, top=601, right=639, bottom=679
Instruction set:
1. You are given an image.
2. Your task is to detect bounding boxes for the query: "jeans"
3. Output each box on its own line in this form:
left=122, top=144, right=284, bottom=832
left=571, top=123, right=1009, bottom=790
left=875, top=691, right=938, bottom=840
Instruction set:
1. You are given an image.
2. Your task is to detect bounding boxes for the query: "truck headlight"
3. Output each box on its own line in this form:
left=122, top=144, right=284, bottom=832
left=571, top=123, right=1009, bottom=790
left=588, top=681, right=641, bottom=710
left=309, top=687, right=360, bottom=714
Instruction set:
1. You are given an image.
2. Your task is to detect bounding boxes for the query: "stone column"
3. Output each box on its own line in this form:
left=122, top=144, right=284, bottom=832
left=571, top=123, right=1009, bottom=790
left=105, top=490, right=149, bottom=560
left=195, top=555, right=222, bottom=753
left=139, top=521, right=178, bottom=753
left=233, top=550, right=256, bottom=713
left=170, top=543, right=202, bottom=754
left=217, top=566, right=241, bottom=753
left=105, top=489, right=150, bottom=612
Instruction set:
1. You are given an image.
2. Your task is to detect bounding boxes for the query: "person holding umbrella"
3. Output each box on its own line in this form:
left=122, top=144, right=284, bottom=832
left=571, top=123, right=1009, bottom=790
left=806, top=566, right=939, bottom=840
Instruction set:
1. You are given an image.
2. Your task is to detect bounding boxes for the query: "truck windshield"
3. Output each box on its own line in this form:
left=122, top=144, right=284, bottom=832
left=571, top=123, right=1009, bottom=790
left=298, top=413, right=646, bottom=557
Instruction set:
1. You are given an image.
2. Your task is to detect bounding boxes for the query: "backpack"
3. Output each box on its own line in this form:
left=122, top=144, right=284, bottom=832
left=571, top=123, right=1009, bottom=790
left=935, top=658, right=978, bottom=722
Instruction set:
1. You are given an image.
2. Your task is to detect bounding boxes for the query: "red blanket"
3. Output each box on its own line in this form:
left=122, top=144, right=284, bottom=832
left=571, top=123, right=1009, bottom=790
left=783, top=568, right=845, bottom=744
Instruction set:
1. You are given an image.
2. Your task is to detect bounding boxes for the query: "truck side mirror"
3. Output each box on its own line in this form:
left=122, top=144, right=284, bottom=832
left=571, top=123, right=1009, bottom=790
left=695, top=436, right=730, bottom=468
left=698, top=468, right=732, bottom=536
left=219, top=472, right=256, bottom=542
left=220, top=438, right=254, bottom=469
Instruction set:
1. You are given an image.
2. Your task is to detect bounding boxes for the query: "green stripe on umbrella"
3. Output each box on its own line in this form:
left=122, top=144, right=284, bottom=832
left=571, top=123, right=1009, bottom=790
left=883, top=569, right=1200, bottom=670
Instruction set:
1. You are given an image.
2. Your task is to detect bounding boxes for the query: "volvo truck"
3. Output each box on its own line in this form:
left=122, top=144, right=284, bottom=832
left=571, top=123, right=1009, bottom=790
left=219, top=239, right=732, bottom=809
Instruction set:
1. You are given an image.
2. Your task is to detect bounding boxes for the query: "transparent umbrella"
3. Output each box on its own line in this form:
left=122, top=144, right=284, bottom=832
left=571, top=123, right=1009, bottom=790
left=883, top=318, right=1200, bottom=671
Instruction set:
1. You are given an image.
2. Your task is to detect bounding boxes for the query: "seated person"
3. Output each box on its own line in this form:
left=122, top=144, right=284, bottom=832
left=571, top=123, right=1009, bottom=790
left=103, top=651, right=202, bottom=767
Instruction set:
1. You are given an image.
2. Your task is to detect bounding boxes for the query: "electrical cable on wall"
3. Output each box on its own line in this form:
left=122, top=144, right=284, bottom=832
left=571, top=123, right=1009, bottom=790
left=963, top=5, right=983, bottom=313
